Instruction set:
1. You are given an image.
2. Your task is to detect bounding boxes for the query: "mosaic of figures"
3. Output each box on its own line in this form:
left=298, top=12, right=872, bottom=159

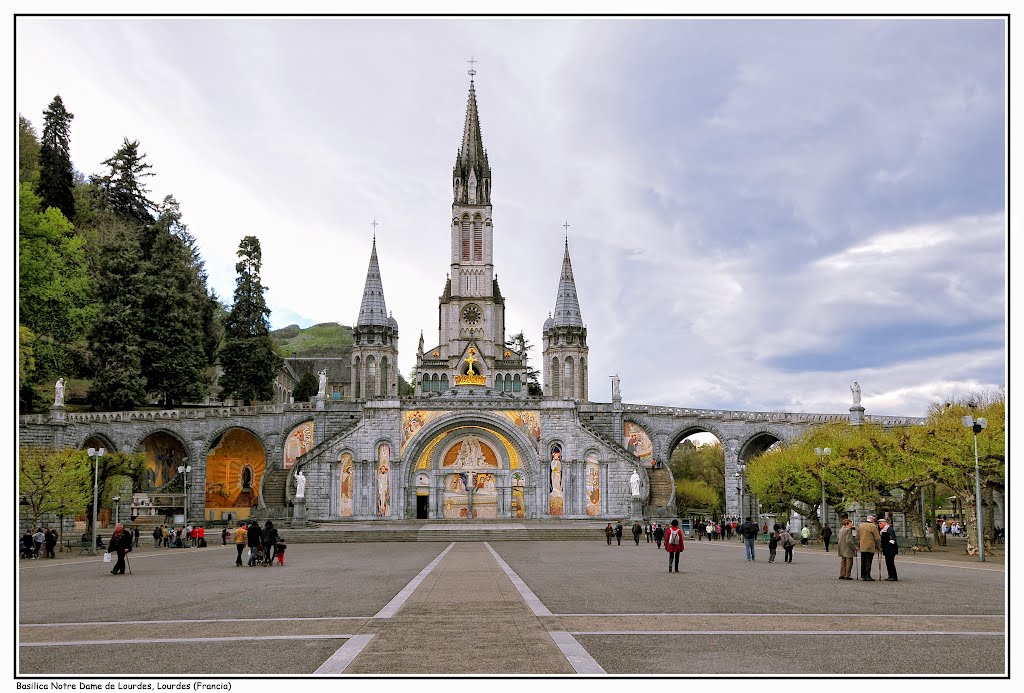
left=339, top=452, right=354, bottom=517
left=585, top=451, right=601, bottom=516
left=284, top=421, right=314, bottom=469
left=497, top=410, right=542, bottom=452
left=549, top=444, right=564, bottom=516
left=141, top=432, right=186, bottom=491
left=205, top=429, right=265, bottom=515
left=624, top=421, right=654, bottom=462
left=440, top=436, right=501, bottom=519
left=401, top=410, right=447, bottom=452
left=511, top=471, right=525, bottom=519
left=402, top=410, right=542, bottom=455
left=377, top=443, right=391, bottom=517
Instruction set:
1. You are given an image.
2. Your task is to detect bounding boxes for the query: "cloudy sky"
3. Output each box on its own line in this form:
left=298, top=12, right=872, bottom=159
left=15, top=16, right=1006, bottom=418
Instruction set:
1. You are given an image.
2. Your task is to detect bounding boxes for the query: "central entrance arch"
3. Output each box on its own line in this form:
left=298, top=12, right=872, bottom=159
left=401, top=413, right=539, bottom=520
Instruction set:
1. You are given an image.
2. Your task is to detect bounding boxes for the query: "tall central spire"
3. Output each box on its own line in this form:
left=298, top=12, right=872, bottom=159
left=453, top=74, right=491, bottom=205
left=356, top=237, right=389, bottom=327
left=551, top=239, right=584, bottom=328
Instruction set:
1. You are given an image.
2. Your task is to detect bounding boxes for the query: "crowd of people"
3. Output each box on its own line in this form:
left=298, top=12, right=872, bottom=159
left=600, top=512, right=904, bottom=582
left=150, top=524, right=209, bottom=548
left=233, top=520, right=287, bottom=566
left=19, top=527, right=58, bottom=559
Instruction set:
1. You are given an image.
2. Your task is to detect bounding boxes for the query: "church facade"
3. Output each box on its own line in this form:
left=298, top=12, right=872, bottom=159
left=301, top=75, right=638, bottom=521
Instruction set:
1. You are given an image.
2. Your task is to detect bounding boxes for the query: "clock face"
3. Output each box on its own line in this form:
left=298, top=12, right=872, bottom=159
left=462, top=304, right=482, bottom=326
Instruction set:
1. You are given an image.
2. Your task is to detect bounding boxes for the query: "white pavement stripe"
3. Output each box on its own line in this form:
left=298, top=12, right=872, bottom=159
left=22, top=616, right=371, bottom=628
left=484, top=542, right=551, bottom=617
left=313, top=634, right=375, bottom=674
left=21, top=634, right=354, bottom=647
left=548, top=631, right=606, bottom=674
left=373, top=542, right=455, bottom=618
left=553, top=612, right=1004, bottom=618
left=571, top=630, right=1003, bottom=637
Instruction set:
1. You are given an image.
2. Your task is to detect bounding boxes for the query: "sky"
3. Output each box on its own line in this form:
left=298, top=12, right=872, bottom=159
left=14, top=15, right=1007, bottom=419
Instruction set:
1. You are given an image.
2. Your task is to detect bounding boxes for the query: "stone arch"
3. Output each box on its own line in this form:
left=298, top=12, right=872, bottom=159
left=204, top=426, right=268, bottom=520
left=737, top=428, right=786, bottom=465
left=133, top=428, right=193, bottom=492
left=664, top=421, right=732, bottom=463
left=79, top=432, right=117, bottom=453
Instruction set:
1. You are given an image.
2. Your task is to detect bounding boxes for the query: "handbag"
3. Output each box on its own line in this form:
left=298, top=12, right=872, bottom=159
left=103, top=552, right=111, bottom=563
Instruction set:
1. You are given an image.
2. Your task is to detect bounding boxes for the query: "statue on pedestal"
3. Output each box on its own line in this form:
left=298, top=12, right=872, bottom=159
left=54, top=378, right=65, bottom=407
left=629, top=469, right=641, bottom=497
left=317, top=369, right=328, bottom=399
left=851, top=381, right=862, bottom=407
left=294, top=470, right=306, bottom=498
left=611, top=374, right=621, bottom=400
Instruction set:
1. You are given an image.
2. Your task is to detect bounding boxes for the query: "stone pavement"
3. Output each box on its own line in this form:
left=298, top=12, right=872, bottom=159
left=18, top=536, right=1006, bottom=676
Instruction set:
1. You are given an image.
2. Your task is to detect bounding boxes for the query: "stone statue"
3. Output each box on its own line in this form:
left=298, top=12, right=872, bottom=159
left=294, top=470, right=306, bottom=498
left=54, top=378, right=65, bottom=407
left=317, top=369, right=328, bottom=399
left=611, top=374, right=621, bottom=400
left=629, top=469, right=641, bottom=497
left=851, top=381, right=861, bottom=407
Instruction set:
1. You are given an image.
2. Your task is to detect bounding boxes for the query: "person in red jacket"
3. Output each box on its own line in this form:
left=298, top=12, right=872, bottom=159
left=664, top=519, right=685, bottom=572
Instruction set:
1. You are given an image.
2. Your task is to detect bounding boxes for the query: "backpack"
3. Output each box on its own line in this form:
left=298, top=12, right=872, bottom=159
left=668, top=528, right=681, bottom=546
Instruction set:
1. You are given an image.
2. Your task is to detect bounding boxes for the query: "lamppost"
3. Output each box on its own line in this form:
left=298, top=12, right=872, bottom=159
left=814, top=447, right=831, bottom=529
left=112, top=496, right=120, bottom=525
left=86, top=447, right=105, bottom=556
left=177, top=465, right=192, bottom=530
left=961, top=415, right=987, bottom=562
left=735, top=464, right=746, bottom=518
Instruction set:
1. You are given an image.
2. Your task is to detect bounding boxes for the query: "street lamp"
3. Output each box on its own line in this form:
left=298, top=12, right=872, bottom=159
left=814, top=447, right=831, bottom=529
left=961, top=415, right=987, bottom=562
left=112, top=496, right=120, bottom=525
left=86, top=447, right=105, bottom=556
left=735, top=464, right=746, bottom=518
left=177, top=465, right=192, bottom=530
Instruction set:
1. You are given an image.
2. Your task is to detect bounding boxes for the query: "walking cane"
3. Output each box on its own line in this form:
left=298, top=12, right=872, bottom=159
left=877, top=546, right=882, bottom=581
left=126, top=555, right=131, bottom=575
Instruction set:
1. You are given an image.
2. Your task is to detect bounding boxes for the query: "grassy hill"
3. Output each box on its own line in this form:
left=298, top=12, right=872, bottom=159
left=271, top=322, right=354, bottom=358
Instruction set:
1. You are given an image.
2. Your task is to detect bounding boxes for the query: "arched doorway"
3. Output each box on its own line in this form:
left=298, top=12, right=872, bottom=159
left=665, top=427, right=726, bottom=522
left=139, top=431, right=188, bottom=491
left=440, top=435, right=501, bottom=518
left=205, top=428, right=266, bottom=522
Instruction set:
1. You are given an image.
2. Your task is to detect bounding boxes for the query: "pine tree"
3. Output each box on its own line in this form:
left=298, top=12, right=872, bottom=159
left=92, top=138, right=154, bottom=225
left=219, top=236, right=283, bottom=405
left=88, top=227, right=147, bottom=410
left=37, top=95, right=76, bottom=221
left=505, top=331, right=542, bottom=395
left=19, top=115, right=41, bottom=185
left=137, top=196, right=209, bottom=407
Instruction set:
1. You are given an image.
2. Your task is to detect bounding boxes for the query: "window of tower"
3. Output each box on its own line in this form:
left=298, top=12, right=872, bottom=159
left=513, top=374, right=521, bottom=392
left=440, top=374, right=449, bottom=391
left=431, top=373, right=440, bottom=392
left=473, top=218, right=483, bottom=261
left=564, top=357, right=575, bottom=398
left=422, top=374, right=430, bottom=392
left=461, top=218, right=471, bottom=260
left=551, top=357, right=561, bottom=398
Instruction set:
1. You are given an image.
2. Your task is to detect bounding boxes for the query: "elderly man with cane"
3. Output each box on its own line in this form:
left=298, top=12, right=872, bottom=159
left=857, top=515, right=881, bottom=581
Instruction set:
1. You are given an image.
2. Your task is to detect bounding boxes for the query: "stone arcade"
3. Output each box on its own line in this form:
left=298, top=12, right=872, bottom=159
left=19, top=74, right=925, bottom=526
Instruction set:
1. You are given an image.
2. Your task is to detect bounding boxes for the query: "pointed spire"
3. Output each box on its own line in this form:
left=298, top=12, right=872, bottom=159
left=356, top=237, right=389, bottom=327
left=453, top=71, right=490, bottom=204
left=551, top=239, right=584, bottom=328
left=418, top=330, right=425, bottom=355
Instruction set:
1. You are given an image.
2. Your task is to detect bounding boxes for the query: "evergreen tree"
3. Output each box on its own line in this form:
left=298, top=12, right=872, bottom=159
left=37, top=95, right=76, bottom=221
left=292, top=372, right=318, bottom=402
left=91, top=138, right=154, bottom=225
left=219, top=236, right=283, bottom=404
left=18, top=184, right=96, bottom=379
left=19, top=115, right=41, bottom=184
left=505, top=331, right=542, bottom=395
left=137, top=197, right=208, bottom=407
left=88, top=228, right=147, bottom=410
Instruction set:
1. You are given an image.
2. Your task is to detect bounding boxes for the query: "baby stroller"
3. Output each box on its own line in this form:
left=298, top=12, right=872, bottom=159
left=250, top=544, right=267, bottom=566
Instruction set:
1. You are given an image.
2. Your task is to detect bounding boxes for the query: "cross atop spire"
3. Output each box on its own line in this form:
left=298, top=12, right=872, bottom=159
left=467, top=56, right=477, bottom=79
left=371, top=218, right=379, bottom=241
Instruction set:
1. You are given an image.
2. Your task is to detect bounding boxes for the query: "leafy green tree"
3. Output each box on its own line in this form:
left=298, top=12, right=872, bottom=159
left=292, top=372, right=318, bottom=402
left=674, top=478, right=719, bottom=517
left=19, top=184, right=97, bottom=379
left=505, top=331, right=542, bottom=395
left=88, top=228, right=147, bottom=410
left=219, top=236, right=282, bottom=404
left=91, top=138, right=154, bottom=225
left=37, top=95, right=76, bottom=221
left=137, top=197, right=210, bottom=406
left=19, top=448, right=92, bottom=530
left=670, top=439, right=725, bottom=493
left=19, top=115, right=41, bottom=185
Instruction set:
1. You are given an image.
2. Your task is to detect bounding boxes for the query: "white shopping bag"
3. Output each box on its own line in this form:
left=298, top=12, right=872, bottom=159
left=103, top=552, right=111, bottom=563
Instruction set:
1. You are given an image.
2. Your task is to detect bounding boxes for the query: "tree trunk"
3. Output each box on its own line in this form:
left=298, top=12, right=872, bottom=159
left=959, top=492, right=979, bottom=555
left=983, top=485, right=996, bottom=551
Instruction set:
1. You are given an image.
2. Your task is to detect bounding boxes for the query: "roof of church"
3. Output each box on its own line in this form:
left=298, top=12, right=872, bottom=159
left=550, top=239, right=584, bottom=328
left=356, top=238, right=392, bottom=328
left=453, top=78, right=490, bottom=204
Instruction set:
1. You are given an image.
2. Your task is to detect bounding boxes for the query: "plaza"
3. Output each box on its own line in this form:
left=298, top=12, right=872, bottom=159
left=18, top=531, right=1005, bottom=676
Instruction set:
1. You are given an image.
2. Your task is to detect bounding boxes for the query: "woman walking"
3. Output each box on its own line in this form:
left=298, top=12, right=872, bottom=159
left=665, top=519, right=685, bottom=572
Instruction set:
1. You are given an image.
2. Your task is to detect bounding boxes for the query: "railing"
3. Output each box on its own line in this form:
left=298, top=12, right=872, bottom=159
left=20, top=401, right=316, bottom=425
left=620, top=404, right=924, bottom=426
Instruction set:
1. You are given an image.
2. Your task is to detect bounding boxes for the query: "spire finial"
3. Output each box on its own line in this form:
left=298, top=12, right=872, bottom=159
left=371, top=218, right=379, bottom=242
left=467, top=56, right=477, bottom=80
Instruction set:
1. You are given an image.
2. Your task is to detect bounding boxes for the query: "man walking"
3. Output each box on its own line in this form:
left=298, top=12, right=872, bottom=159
left=234, top=522, right=248, bottom=566
left=614, top=522, right=623, bottom=546
left=857, top=515, right=881, bottom=581
left=645, top=520, right=653, bottom=543
left=653, top=523, right=664, bottom=548
left=837, top=518, right=856, bottom=579
left=821, top=523, right=833, bottom=552
left=879, top=517, right=899, bottom=581
left=740, top=516, right=759, bottom=561
left=246, top=521, right=263, bottom=566
left=632, top=521, right=643, bottom=545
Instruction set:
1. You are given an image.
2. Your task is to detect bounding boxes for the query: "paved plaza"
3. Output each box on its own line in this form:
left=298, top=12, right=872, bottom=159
left=18, top=536, right=1005, bottom=676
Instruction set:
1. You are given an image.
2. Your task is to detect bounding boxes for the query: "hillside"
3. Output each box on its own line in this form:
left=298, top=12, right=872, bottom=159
left=271, top=322, right=354, bottom=358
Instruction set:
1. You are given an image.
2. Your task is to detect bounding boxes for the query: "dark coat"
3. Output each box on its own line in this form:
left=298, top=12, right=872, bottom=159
left=740, top=521, right=759, bottom=540
left=880, top=524, right=899, bottom=557
left=614, top=523, right=623, bottom=538
left=247, top=524, right=263, bottom=547
left=263, top=526, right=279, bottom=546
left=653, top=526, right=665, bottom=541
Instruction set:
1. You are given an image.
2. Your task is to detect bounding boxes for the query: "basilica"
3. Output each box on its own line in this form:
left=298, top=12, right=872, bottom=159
left=293, top=73, right=652, bottom=522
